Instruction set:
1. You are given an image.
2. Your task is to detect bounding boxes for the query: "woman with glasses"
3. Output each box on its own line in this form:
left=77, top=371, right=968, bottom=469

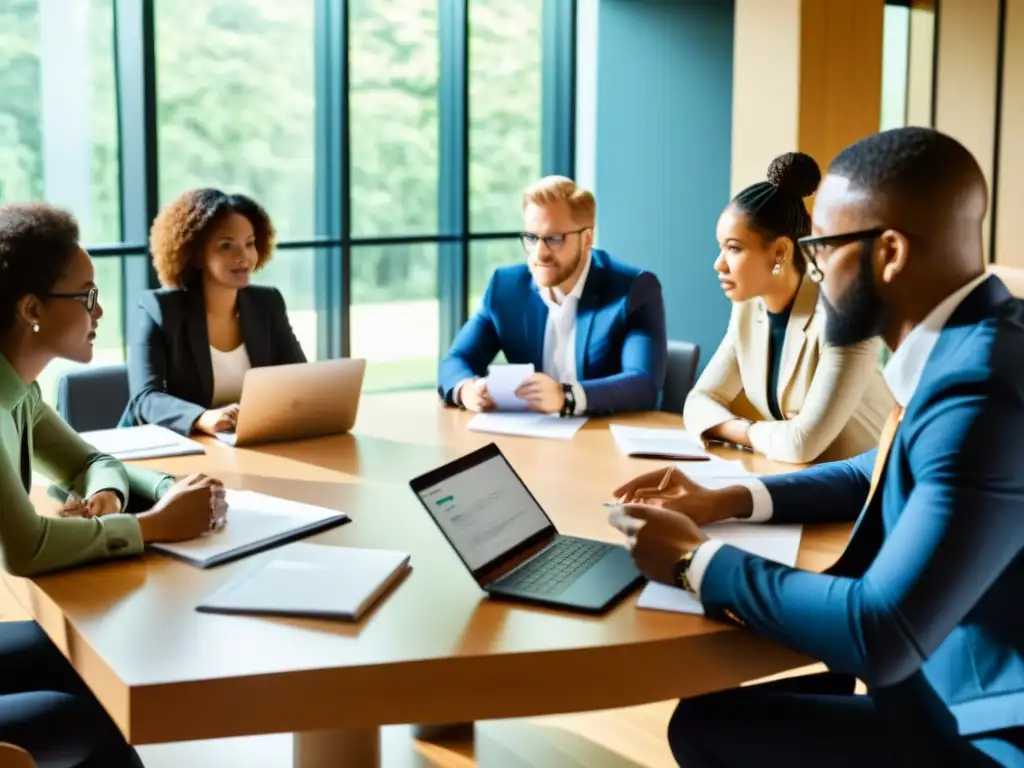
left=123, top=188, right=305, bottom=437
left=0, top=202, right=228, bottom=766
left=682, top=153, right=893, bottom=463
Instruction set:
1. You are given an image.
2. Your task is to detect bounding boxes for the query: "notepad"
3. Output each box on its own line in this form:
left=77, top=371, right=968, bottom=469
left=468, top=412, right=588, bottom=440
left=149, top=490, right=349, bottom=568
left=486, top=363, right=535, bottom=410
left=609, top=424, right=709, bottom=461
left=196, top=543, right=410, bottom=621
left=636, top=522, right=803, bottom=616
left=80, top=424, right=205, bottom=460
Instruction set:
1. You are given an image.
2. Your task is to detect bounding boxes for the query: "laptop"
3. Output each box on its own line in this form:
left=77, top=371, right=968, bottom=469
left=409, top=443, right=643, bottom=614
left=215, top=358, right=366, bottom=447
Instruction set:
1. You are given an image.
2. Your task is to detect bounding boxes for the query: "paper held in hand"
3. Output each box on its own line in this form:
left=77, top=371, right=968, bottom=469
left=485, top=363, right=535, bottom=411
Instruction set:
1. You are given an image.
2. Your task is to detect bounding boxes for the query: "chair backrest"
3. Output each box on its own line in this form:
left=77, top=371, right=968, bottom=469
left=989, top=264, right=1024, bottom=298
left=55, top=363, right=130, bottom=432
left=661, top=340, right=700, bottom=414
left=0, top=742, right=37, bottom=768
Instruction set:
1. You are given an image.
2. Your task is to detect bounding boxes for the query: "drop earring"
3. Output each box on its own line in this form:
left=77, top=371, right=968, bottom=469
left=772, top=262, right=783, bottom=277
left=32, top=323, right=40, bottom=333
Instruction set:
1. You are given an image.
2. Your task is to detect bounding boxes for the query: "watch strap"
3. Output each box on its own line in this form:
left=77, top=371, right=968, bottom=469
left=560, top=383, right=575, bottom=417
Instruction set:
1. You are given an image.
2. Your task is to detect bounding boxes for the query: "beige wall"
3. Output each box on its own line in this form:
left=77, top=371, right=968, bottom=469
left=933, top=0, right=1001, bottom=257
left=731, top=0, right=884, bottom=197
left=927, top=0, right=1024, bottom=266
left=996, top=0, right=1024, bottom=267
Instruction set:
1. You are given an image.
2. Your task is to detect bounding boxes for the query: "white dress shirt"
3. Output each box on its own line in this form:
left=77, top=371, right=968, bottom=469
left=687, top=272, right=993, bottom=599
left=536, top=253, right=592, bottom=414
left=210, top=343, right=252, bottom=407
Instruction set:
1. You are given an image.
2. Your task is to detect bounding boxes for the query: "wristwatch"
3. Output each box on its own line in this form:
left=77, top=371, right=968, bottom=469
left=559, top=383, right=576, bottom=417
left=673, top=547, right=698, bottom=594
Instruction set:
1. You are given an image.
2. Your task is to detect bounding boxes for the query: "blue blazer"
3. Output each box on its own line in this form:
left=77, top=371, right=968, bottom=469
left=700, top=276, right=1024, bottom=738
left=123, top=283, right=306, bottom=435
left=438, top=249, right=667, bottom=414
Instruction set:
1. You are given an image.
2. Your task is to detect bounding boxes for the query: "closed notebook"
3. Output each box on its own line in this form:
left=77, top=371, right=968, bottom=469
left=80, top=424, right=205, bottom=460
left=149, top=490, right=348, bottom=568
left=609, top=424, right=710, bottom=461
left=196, top=542, right=411, bottom=621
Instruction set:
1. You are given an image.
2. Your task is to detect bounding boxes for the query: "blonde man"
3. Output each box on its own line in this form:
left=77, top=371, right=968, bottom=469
left=439, top=176, right=667, bottom=416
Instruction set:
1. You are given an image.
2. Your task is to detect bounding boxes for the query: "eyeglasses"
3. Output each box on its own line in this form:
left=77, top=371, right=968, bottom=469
left=519, top=227, right=590, bottom=252
left=797, top=228, right=886, bottom=283
left=48, top=286, right=99, bottom=313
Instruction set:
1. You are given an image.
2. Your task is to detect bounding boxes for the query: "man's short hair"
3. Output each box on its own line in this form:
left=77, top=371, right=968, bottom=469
left=522, top=176, right=596, bottom=227
left=828, top=126, right=986, bottom=210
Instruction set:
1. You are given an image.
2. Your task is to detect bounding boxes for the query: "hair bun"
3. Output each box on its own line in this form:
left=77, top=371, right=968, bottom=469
left=766, top=152, right=821, bottom=198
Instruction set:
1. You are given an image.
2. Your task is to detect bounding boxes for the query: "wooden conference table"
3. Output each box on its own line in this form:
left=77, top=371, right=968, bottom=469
left=6, top=391, right=851, bottom=767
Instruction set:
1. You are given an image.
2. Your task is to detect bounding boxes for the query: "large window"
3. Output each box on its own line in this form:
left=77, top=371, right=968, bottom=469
left=0, top=0, right=575, bottom=400
left=0, top=0, right=123, bottom=400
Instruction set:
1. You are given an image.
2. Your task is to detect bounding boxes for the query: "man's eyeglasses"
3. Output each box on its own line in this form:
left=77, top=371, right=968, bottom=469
left=48, top=286, right=99, bottom=313
left=797, top=228, right=886, bottom=283
left=520, top=227, right=591, bottom=252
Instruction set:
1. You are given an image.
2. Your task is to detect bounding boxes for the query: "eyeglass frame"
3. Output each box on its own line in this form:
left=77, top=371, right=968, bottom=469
left=797, top=228, right=887, bottom=284
left=47, top=286, right=100, bottom=314
left=519, top=227, right=591, bottom=253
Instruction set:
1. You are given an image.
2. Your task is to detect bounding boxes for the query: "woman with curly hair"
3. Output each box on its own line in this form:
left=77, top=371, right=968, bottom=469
left=0, top=201, right=227, bottom=766
left=679, top=152, right=893, bottom=464
left=124, top=188, right=305, bottom=436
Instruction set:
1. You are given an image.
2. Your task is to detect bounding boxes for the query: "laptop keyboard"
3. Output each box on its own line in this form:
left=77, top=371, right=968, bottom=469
left=496, top=538, right=608, bottom=596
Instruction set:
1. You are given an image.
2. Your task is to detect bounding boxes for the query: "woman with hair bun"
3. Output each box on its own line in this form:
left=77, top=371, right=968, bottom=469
left=682, top=152, right=894, bottom=463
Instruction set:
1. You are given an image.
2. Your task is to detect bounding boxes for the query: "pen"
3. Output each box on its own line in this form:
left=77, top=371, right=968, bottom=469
left=657, top=467, right=673, bottom=492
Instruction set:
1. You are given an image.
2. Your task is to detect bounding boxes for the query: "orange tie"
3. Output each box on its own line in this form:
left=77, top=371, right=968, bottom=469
left=864, top=404, right=906, bottom=509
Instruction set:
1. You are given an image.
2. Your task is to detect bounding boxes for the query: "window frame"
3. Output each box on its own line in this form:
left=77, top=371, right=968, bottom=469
left=86, top=0, right=576, bottom=390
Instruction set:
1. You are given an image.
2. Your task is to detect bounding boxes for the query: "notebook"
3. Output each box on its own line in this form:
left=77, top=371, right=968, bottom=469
left=196, top=543, right=410, bottom=621
left=609, top=424, right=710, bottom=460
left=80, top=424, right=205, bottom=460
left=149, top=490, right=349, bottom=568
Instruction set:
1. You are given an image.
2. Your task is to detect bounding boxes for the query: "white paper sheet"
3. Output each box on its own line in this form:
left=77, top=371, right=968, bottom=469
left=468, top=412, right=588, bottom=440
left=678, top=456, right=758, bottom=487
left=80, top=424, right=205, bottom=460
left=609, top=424, right=709, bottom=460
left=485, top=363, right=535, bottom=411
left=636, top=522, right=803, bottom=616
left=149, top=490, right=348, bottom=568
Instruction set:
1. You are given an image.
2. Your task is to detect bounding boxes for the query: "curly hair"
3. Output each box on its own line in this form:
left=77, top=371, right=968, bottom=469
left=0, top=202, right=81, bottom=335
left=149, top=188, right=276, bottom=289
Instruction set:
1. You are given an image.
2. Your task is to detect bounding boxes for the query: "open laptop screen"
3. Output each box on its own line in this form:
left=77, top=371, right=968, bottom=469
left=410, top=444, right=554, bottom=575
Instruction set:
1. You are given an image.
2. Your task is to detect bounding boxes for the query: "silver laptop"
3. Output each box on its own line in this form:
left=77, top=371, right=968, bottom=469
left=215, top=358, right=366, bottom=447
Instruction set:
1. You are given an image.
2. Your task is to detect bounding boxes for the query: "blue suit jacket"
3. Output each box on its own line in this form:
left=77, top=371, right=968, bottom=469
left=437, top=249, right=667, bottom=414
left=701, top=276, right=1024, bottom=738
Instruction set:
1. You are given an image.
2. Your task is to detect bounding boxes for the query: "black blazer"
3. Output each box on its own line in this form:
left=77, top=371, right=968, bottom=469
left=123, top=283, right=306, bottom=435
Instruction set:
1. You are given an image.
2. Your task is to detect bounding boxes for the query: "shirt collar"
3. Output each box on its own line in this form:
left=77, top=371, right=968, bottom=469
left=883, top=272, right=992, bottom=407
left=538, top=250, right=592, bottom=308
left=0, top=353, right=30, bottom=412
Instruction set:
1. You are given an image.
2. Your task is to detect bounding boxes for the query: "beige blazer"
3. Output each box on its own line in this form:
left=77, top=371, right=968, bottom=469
left=683, top=275, right=894, bottom=463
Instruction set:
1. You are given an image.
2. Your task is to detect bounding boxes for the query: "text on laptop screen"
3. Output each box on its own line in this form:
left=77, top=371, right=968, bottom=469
left=415, top=454, right=550, bottom=571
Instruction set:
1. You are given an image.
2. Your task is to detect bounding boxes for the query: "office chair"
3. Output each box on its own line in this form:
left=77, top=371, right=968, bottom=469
left=661, top=340, right=700, bottom=414
left=55, top=364, right=130, bottom=432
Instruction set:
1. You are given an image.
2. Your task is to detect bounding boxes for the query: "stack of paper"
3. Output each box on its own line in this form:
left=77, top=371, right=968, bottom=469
left=197, top=542, right=410, bottom=621
left=81, top=424, right=205, bottom=460
left=609, top=424, right=709, bottom=460
left=468, top=412, right=588, bottom=440
left=485, top=363, right=535, bottom=411
left=150, top=490, right=349, bottom=568
left=636, top=522, right=803, bottom=616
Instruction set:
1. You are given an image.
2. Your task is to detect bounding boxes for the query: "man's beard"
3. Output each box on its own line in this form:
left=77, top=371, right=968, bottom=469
left=535, top=244, right=583, bottom=288
left=821, top=245, right=888, bottom=347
